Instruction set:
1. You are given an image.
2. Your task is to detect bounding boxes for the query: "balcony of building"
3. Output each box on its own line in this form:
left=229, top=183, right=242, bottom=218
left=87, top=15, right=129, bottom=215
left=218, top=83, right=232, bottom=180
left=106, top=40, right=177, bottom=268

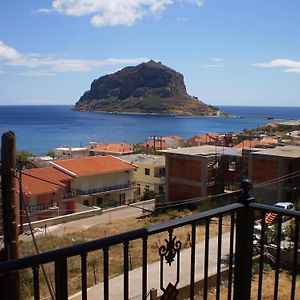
left=0, top=181, right=299, bottom=300
left=74, top=182, right=135, bottom=197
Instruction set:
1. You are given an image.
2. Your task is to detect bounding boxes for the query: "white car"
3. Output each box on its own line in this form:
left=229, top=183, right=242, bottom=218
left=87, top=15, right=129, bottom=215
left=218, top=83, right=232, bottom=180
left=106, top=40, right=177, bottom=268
left=273, top=202, right=295, bottom=211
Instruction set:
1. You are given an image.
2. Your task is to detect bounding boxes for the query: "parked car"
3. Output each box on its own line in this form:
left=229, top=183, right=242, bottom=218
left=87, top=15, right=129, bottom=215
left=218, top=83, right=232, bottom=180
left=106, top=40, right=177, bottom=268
left=273, top=202, right=295, bottom=211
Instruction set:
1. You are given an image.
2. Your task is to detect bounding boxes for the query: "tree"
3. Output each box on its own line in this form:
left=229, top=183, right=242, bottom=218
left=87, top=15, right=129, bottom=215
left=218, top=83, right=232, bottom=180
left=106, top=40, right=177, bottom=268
left=142, top=190, right=156, bottom=200
left=46, top=150, right=55, bottom=158
left=285, top=221, right=300, bottom=248
left=16, top=150, right=35, bottom=169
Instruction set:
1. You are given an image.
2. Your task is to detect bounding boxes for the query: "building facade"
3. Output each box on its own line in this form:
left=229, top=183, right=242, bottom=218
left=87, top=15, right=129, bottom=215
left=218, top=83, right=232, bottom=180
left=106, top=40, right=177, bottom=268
left=121, top=154, right=165, bottom=200
left=51, top=156, right=136, bottom=207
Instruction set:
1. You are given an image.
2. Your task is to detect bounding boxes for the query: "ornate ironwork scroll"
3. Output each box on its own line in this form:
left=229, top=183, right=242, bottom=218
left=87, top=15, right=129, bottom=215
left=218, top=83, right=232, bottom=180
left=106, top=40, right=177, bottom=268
left=159, top=229, right=182, bottom=298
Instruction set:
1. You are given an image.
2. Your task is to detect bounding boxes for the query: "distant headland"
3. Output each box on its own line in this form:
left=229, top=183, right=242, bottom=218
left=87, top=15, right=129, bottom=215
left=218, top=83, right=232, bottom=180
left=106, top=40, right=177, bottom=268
left=74, top=60, right=224, bottom=116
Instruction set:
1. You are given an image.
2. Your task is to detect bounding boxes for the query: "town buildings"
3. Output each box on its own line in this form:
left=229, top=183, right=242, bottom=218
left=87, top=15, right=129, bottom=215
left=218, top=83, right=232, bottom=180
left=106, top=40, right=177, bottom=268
left=50, top=156, right=136, bottom=207
left=161, top=144, right=300, bottom=205
left=19, top=167, right=74, bottom=222
left=17, top=156, right=136, bottom=221
left=53, top=147, right=90, bottom=159
left=90, top=142, right=134, bottom=156
left=121, top=154, right=165, bottom=200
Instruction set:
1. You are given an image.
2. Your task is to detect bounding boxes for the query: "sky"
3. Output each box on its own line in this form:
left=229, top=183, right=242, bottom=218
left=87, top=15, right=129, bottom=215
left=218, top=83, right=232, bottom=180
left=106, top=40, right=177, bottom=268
left=0, top=0, right=300, bottom=107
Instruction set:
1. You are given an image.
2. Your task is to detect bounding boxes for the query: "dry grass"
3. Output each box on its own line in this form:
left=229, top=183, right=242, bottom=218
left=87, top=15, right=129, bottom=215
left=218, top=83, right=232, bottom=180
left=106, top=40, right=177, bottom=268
left=19, top=208, right=231, bottom=299
left=188, top=268, right=300, bottom=300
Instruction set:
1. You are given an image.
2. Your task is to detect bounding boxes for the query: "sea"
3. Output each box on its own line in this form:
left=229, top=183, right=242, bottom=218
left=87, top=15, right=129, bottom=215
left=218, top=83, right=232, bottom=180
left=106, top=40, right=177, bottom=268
left=0, top=105, right=299, bottom=156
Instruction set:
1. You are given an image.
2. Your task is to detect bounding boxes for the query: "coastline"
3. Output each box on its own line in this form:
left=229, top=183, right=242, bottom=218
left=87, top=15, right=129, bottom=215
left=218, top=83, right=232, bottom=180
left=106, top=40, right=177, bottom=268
left=1, top=105, right=298, bottom=155
left=72, top=107, right=227, bottom=118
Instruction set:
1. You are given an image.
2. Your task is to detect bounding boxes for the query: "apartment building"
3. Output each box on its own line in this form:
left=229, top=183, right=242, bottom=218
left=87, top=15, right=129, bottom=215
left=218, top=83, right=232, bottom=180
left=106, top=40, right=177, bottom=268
left=121, top=154, right=165, bottom=199
left=249, top=145, right=300, bottom=204
left=90, top=142, right=134, bottom=156
left=161, top=144, right=300, bottom=205
left=51, top=155, right=136, bottom=207
left=19, top=167, right=74, bottom=222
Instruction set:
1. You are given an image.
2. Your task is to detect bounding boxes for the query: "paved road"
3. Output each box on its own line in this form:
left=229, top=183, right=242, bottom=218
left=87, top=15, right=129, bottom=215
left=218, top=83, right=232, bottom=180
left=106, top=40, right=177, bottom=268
left=21, top=200, right=155, bottom=240
left=70, top=231, right=233, bottom=300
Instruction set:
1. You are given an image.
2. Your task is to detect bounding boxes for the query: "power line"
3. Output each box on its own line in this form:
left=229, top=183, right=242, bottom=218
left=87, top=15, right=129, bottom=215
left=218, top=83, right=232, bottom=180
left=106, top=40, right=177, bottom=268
left=16, top=172, right=56, bottom=300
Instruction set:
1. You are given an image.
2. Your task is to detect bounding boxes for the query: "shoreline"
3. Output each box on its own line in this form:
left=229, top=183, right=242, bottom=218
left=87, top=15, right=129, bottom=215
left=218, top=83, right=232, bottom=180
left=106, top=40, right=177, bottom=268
left=73, top=108, right=226, bottom=118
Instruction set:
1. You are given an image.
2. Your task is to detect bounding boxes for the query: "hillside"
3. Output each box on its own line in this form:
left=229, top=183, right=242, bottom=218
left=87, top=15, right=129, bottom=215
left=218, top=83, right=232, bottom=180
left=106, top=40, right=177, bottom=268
left=74, top=60, right=222, bottom=116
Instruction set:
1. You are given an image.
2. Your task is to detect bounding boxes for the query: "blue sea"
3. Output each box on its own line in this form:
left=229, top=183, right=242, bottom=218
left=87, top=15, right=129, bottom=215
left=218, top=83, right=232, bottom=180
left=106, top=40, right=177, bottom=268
left=0, top=105, right=299, bottom=155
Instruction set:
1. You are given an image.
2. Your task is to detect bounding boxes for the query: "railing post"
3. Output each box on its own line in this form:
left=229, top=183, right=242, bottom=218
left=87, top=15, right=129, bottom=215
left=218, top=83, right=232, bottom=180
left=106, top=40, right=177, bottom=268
left=233, top=179, right=255, bottom=300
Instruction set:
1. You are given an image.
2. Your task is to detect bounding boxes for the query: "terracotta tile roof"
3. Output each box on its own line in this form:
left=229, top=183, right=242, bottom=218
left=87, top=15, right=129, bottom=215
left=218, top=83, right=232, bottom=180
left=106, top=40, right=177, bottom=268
left=52, top=156, right=136, bottom=177
left=234, top=140, right=265, bottom=149
left=162, top=135, right=183, bottom=141
left=260, top=137, right=278, bottom=144
left=143, top=140, right=172, bottom=149
left=187, top=133, right=220, bottom=146
left=94, top=143, right=134, bottom=154
left=21, top=167, right=70, bottom=195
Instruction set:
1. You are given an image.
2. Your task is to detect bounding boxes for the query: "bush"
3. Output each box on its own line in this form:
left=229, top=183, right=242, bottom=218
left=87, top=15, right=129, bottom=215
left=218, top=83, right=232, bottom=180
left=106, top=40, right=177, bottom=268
left=142, top=190, right=157, bottom=200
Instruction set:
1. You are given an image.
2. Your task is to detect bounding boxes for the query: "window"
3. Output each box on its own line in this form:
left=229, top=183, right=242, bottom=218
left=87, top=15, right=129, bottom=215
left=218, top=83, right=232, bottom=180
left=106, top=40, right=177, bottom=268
left=145, top=168, right=150, bottom=175
left=137, top=184, right=141, bottom=195
left=159, top=185, right=164, bottom=195
left=228, top=161, right=236, bottom=172
left=119, top=193, right=126, bottom=205
left=97, top=197, right=103, bottom=206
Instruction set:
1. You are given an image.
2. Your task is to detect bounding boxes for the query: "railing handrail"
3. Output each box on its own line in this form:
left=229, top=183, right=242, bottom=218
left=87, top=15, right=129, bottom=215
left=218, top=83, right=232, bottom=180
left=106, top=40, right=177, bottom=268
left=250, top=203, right=300, bottom=218
left=0, top=202, right=243, bottom=274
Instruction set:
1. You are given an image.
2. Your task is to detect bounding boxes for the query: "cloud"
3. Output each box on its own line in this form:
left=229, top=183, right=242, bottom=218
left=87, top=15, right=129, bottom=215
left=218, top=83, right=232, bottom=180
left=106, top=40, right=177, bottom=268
left=0, top=40, right=148, bottom=75
left=253, top=59, right=300, bottom=74
left=202, top=64, right=223, bottom=68
left=32, top=8, right=54, bottom=14
left=177, top=17, right=189, bottom=22
left=17, top=71, right=57, bottom=77
left=202, top=57, right=224, bottom=68
left=211, top=57, right=223, bottom=62
left=0, top=41, right=21, bottom=60
left=37, top=0, right=204, bottom=27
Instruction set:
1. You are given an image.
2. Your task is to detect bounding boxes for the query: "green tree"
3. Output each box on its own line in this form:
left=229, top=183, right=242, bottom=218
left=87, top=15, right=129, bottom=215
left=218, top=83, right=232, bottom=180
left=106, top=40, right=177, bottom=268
left=142, top=190, right=156, bottom=200
left=16, top=150, right=35, bottom=169
left=46, top=150, right=55, bottom=158
left=285, top=221, right=300, bottom=248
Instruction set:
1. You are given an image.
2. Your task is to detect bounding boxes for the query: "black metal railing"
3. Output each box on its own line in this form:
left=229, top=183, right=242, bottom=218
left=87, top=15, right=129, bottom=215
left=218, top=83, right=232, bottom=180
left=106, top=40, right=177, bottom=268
left=0, top=188, right=299, bottom=300
left=62, top=191, right=77, bottom=200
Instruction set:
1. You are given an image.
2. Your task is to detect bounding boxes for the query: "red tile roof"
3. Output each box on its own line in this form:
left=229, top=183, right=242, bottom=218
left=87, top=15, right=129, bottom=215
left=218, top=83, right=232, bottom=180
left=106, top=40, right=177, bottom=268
left=21, top=167, right=70, bottom=195
left=52, top=156, right=136, bottom=177
left=94, top=143, right=134, bottom=154
left=143, top=140, right=172, bottom=149
left=233, top=140, right=265, bottom=149
left=187, top=133, right=220, bottom=146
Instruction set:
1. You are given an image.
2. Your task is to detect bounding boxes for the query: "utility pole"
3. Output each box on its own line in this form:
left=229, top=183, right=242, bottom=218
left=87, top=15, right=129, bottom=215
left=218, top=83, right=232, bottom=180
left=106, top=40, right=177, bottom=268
left=0, top=131, right=21, bottom=300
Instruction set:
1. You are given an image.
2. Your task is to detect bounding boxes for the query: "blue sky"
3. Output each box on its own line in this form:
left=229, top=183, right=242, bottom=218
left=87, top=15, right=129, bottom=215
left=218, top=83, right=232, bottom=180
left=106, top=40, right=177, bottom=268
left=0, top=0, right=299, bottom=106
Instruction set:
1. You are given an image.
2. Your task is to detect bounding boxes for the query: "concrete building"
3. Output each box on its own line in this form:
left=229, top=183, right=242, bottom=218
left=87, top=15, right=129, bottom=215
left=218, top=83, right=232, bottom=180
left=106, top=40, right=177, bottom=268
left=187, top=133, right=220, bottom=147
left=53, top=147, right=90, bottom=159
left=19, top=167, right=75, bottom=222
left=51, top=156, right=136, bottom=207
left=91, top=142, right=134, bottom=156
left=161, top=135, right=185, bottom=148
left=161, top=146, right=239, bottom=203
left=121, top=154, right=165, bottom=200
left=249, top=146, right=300, bottom=204
left=161, top=144, right=300, bottom=205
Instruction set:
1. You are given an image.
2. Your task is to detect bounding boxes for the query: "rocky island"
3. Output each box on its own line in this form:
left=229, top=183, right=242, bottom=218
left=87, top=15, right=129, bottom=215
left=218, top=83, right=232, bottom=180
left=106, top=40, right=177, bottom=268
left=74, top=60, right=222, bottom=116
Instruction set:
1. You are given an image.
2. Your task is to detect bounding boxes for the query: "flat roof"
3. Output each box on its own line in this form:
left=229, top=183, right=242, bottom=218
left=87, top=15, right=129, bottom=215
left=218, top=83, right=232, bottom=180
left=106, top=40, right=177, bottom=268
left=121, top=154, right=165, bottom=166
left=251, top=145, right=300, bottom=158
left=160, top=145, right=242, bottom=157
